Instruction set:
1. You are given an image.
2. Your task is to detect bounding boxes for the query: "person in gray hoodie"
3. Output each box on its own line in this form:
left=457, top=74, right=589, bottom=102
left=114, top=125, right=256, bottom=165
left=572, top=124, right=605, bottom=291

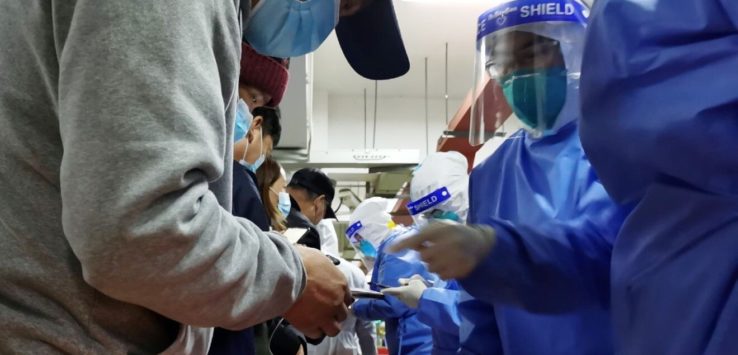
left=0, top=2, right=358, bottom=353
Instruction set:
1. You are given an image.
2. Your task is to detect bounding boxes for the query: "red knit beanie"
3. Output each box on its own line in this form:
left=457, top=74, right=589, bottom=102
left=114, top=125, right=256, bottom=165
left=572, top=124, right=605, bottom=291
left=240, top=43, right=290, bottom=106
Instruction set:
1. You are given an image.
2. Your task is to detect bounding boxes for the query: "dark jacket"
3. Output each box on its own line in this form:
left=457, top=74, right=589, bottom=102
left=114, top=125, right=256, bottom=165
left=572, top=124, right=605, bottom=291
left=286, top=199, right=321, bottom=250
left=209, top=163, right=269, bottom=355
left=214, top=164, right=316, bottom=355
left=232, top=162, right=270, bottom=230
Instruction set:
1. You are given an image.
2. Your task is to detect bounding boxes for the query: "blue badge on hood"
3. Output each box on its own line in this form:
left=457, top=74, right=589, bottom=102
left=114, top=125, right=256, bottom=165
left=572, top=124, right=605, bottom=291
left=407, top=187, right=452, bottom=216
left=477, top=0, right=588, bottom=40
left=346, top=221, right=364, bottom=239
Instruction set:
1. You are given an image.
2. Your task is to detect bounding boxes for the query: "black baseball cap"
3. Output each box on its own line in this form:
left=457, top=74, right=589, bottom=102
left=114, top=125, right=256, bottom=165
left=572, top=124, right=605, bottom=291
left=336, top=0, right=410, bottom=80
left=288, top=168, right=337, bottom=219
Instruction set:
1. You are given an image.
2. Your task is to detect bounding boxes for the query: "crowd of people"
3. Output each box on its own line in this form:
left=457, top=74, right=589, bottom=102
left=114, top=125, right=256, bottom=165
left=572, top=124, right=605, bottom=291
left=1, top=0, right=736, bottom=354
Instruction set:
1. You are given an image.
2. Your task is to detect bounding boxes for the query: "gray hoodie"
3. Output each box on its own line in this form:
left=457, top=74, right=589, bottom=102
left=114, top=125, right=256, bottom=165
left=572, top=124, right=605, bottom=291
left=0, top=1, right=305, bottom=353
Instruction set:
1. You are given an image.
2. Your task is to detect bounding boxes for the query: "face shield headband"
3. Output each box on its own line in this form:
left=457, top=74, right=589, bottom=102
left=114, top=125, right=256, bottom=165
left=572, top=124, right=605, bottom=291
left=406, top=186, right=463, bottom=223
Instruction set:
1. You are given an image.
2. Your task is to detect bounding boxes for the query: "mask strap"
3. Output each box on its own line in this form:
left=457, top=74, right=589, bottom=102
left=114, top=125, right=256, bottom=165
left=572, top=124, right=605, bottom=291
left=258, top=126, right=264, bottom=157
left=240, top=137, right=249, bottom=163
left=240, top=125, right=263, bottom=164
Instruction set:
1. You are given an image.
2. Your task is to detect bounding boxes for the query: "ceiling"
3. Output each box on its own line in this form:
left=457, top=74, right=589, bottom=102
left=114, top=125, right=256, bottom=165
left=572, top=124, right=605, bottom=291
left=314, top=0, right=495, bottom=99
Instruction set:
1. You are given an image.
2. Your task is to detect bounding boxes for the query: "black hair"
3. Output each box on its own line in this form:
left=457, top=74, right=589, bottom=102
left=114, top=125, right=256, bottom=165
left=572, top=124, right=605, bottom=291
left=290, top=185, right=330, bottom=218
left=252, top=106, right=282, bottom=147
left=288, top=168, right=337, bottom=213
left=288, top=184, right=319, bottom=201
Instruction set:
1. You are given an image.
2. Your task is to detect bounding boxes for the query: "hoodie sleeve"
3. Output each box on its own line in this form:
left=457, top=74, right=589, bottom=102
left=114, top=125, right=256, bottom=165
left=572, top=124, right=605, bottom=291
left=58, top=0, right=304, bottom=330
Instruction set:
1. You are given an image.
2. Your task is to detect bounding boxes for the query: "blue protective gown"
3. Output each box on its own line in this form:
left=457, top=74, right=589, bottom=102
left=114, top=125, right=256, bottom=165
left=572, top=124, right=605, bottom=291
left=352, top=227, right=435, bottom=355
left=580, top=1, right=738, bottom=354
left=416, top=281, right=462, bottom=355
left=458, top=122, right=627, bottom=354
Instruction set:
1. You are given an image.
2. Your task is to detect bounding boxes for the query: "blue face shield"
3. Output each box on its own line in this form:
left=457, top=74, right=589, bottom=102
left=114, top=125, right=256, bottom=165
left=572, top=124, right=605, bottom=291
left=346, top=221, right=379, bottom=269
left=469, top=0, right=588, bottom=142
left=243, top=0, right=340, bottom=58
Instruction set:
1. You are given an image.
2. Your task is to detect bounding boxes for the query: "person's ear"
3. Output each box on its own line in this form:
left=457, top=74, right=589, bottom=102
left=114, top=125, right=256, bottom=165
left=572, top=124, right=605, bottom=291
left=316, top=195, right=327, bottom=214
left=248, top=116, right=263, bottom=143
left=251, top=116, right=263, bottom=130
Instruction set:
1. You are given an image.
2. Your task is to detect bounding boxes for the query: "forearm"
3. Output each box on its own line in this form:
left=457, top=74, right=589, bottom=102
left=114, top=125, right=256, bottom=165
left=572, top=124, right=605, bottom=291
left=59, top=0, right=304, bottom=329
left=459, top=219, right=612, bottom=313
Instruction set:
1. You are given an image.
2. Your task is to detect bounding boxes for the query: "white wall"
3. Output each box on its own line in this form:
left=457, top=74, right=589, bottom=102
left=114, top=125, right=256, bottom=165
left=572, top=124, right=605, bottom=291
left=279, top=55, right=311, bottom=149
left=312, top=90, right=330, bottom=151
left=316, top=90, right=463, bottom=157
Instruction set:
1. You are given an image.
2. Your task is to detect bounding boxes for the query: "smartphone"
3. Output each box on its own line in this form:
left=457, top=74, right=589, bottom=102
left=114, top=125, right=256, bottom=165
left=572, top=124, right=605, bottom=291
left=351, top=288, right=385, bottom=299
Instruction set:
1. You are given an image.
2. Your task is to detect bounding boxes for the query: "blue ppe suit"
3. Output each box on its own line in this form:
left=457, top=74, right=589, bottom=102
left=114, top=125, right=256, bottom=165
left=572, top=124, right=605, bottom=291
left=416, top=281, right=462, bottom=355
left=352, top=227, right=435, bottom=355
left=458, top=122, right=627, bottom=354
left=580, top=1, right=738, bottom=354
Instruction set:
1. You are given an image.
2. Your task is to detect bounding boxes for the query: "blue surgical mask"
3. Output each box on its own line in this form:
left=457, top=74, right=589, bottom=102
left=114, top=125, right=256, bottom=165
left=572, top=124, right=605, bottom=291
left=277, top=191, right=292, bottom=217
left=234, top=99, right=252, bottom=142
left=238, top=126, right=265, bottom=173
left=245, top=154, right=265, bottom=173
left=358, top=239, right=378, bottom=259
left=428, top=209, right=461, bottom=222
left=355, top=238, right=378, bottom=269
left=500, top=67, right=567, bottom=133
left=243, top=0, right=340, bottom=58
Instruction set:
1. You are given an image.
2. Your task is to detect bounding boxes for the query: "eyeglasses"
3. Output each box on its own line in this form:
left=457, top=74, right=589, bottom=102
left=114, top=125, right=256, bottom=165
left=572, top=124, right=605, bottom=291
left=486, top=38, right=561, bottom=77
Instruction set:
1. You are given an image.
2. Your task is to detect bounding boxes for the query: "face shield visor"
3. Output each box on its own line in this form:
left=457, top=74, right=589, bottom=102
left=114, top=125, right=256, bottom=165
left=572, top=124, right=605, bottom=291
left=345, top=219, right=397, bottom=270
left=345, top=197, right=397, bottom=269
left=470, top=0, right=589, bottom=144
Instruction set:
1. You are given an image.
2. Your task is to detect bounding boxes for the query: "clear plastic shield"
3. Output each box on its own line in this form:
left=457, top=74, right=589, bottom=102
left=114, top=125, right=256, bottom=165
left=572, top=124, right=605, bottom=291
left=345, top=221, right=379, bottom=270
left=470, top=0, right=589, bottom=144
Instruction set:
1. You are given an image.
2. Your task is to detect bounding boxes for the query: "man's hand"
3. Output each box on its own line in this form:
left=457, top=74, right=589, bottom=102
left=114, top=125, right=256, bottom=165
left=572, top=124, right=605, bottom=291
left=284, top=246, right=352, bottom=338
left=388, top=221, right=496, bottom=280
left=381, top=275, right=428, bottom=308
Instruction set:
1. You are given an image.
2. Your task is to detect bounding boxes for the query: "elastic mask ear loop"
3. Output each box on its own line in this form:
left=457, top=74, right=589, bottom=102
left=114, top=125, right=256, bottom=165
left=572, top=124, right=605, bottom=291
left=240, top=132, right=250, bottom=163
left=258, top=126, right=264, bottom=158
